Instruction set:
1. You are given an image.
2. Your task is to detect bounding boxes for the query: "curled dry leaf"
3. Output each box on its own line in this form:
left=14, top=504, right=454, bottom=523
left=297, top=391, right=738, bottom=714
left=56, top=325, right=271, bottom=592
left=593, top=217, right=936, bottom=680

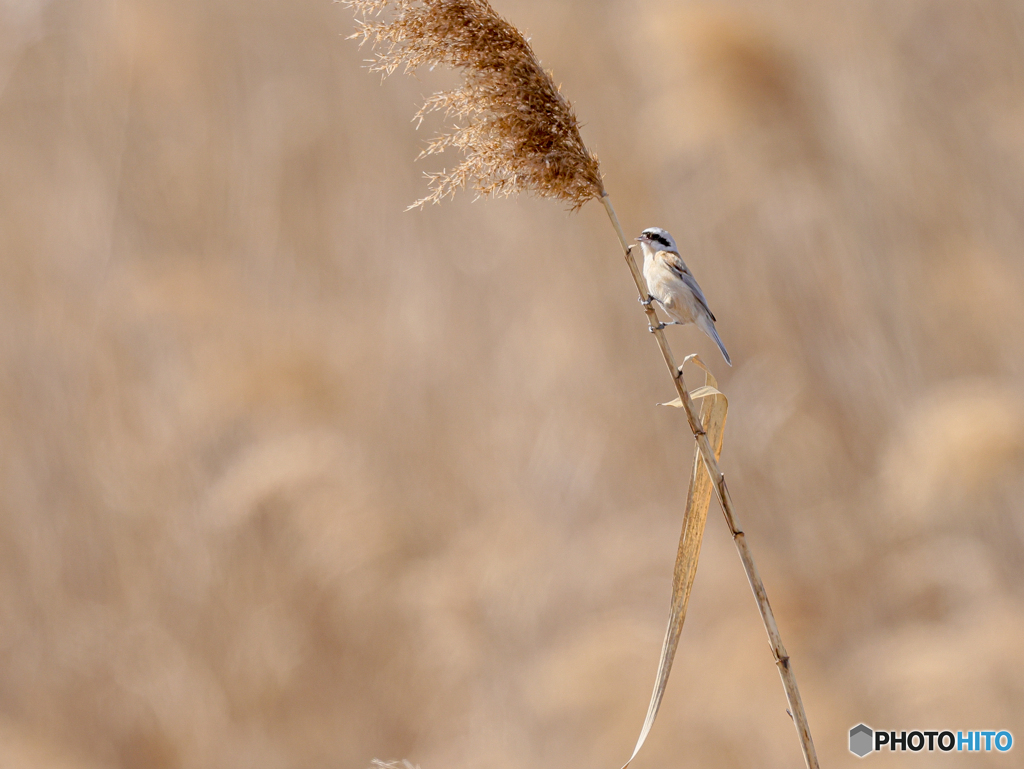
left=623, top=356, right=728, bottom=769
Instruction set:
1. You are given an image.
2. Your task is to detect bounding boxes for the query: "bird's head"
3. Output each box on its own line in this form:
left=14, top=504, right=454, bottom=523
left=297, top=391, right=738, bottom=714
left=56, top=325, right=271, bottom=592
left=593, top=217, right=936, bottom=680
left=635, top=227, right=677, bottom=254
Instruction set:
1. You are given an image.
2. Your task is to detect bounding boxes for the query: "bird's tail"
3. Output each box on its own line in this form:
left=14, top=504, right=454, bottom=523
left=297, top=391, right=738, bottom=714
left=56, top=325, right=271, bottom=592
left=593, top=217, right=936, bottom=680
left=699, top=316, right=732, bottom=366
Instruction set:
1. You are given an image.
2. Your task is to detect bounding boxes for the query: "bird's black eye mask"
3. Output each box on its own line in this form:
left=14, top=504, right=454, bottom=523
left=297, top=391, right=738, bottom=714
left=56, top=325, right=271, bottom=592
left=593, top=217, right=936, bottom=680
left=645, top=232, right=672, bottom=249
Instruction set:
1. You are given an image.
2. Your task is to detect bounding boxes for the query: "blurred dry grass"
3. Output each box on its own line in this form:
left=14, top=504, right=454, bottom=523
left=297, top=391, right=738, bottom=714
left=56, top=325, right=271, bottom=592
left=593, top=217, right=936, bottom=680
left=1, top=1, right=1023, bottom=768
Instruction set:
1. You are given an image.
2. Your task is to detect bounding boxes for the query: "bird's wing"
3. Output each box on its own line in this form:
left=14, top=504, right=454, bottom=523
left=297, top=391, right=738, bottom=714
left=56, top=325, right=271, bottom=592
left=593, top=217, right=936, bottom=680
left=662, top=251, right=716, bottom=322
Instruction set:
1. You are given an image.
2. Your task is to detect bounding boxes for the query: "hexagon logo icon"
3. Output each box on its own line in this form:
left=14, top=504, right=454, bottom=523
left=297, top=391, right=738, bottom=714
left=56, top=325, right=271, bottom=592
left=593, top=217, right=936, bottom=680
left=850, top=724, right=873, bottom=757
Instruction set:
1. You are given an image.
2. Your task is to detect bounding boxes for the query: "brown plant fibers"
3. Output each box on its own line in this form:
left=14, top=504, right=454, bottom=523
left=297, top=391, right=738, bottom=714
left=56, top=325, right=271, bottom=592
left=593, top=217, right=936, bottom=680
left=346, top=0, right=605, bottom=208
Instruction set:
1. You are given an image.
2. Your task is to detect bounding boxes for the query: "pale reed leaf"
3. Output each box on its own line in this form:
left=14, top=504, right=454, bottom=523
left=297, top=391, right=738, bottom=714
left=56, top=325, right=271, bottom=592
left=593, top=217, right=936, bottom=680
left=660, top=385, right=725, bottom=408
left=622, top=359, right=727, bottom=769
left=690, top=385, right=726, bottom=401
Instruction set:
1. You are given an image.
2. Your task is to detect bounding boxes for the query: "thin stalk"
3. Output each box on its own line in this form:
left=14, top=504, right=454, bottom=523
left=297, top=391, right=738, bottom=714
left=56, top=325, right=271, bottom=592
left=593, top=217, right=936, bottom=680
left=600, top=192, right=820, bottom=769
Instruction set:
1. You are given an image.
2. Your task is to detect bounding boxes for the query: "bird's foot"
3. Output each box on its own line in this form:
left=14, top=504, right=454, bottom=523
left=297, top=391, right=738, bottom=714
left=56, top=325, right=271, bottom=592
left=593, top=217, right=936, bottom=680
left=639, top=294, right=655, bottom=307
left=648, top=322, right=667, bottom=333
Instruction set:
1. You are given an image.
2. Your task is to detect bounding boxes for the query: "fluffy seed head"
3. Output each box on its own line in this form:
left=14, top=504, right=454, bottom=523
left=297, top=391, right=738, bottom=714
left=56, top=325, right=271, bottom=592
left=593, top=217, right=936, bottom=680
left=346, top=0, right=605, bottom=209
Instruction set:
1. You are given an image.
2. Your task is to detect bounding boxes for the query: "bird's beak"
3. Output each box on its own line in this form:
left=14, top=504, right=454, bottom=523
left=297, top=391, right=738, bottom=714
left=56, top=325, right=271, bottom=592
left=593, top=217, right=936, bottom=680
left=634, top=236, right=644, bottom=242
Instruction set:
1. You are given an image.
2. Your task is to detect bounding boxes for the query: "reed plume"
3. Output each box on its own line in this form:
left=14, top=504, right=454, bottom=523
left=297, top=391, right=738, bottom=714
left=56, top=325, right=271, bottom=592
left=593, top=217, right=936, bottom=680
left=345, top=3, right=819, bottom=769
left=346, top=0, right=604, bottom=208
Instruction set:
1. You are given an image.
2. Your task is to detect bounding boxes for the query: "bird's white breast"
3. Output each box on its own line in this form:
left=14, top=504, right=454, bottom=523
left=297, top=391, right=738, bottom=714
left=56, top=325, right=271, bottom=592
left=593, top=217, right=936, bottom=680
left=643, top=251, right=698, bottom=325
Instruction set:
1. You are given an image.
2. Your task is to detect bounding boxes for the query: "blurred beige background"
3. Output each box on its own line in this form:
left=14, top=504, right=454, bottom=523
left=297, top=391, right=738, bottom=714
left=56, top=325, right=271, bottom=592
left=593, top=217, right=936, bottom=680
left=1, top=0, right=1023, bottom=767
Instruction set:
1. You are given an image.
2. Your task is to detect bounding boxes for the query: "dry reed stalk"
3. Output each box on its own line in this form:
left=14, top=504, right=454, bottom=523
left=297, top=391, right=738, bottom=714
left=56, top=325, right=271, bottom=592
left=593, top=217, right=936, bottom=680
left=345, top=2, right=818, bottom=767
left=602, top=196, right=819, bottom=769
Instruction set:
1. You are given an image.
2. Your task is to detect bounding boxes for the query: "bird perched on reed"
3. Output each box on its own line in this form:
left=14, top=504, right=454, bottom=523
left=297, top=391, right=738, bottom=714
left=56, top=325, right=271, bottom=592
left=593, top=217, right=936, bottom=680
left=636, top=227, right=731, bottom=366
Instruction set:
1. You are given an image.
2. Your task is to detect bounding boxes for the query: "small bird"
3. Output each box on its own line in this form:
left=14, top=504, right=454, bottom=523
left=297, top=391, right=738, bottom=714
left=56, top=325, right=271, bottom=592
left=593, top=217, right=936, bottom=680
left=636, top=227, right=731, bottom=366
